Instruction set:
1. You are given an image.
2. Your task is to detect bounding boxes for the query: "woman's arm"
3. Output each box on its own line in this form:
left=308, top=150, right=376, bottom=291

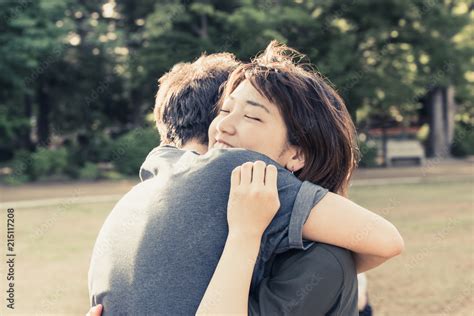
left=196, top=233, right=261, bottom=315
left=302, top=191, right=404, bottom=273
left=196, top=161, right=280, bottom=315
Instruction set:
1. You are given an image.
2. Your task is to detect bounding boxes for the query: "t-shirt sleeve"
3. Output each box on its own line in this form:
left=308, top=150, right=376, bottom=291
left=287, top=181, right=328, bottom=250
left=265, top=180, right=328, bottom=256
left=139, top=146, right=187, bottom=181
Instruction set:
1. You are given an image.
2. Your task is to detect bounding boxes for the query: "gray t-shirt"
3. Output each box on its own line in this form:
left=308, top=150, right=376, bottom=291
left=88, top=146, right=328, bottom=315
left=250, top=243, right=358, bottom=315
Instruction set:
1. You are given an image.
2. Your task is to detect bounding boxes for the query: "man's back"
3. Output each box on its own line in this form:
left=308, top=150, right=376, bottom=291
left=88, top=147, right=327, bottom=315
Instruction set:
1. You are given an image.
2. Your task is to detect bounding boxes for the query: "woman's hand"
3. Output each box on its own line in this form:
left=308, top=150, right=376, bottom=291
left=86, top=304, right=102, bottom=316
left=227, top=161, right=280, bottom=240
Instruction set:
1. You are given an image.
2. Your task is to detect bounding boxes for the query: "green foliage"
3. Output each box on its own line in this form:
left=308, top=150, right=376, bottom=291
left=101, top=170, right=125, bottom=181
left=109, top=128, right=160, bottom=175
left=0, top=107, right=31, bottom=161
left=451, top=122, right=474, bottom=157
left=67, top=132, right=113, bottom=167
left=358, top=138, right=379, bottom=168
left=30, top=147, right=69, bottom=180
left=78, top=162, right=100, bottom=180
left=0, top=0, right=472, bottom=180
left=5, top=150, right=33, bottom=184
left=2, top=173, right=30, bottom=186
left=5, top=147, right=69, bottom=182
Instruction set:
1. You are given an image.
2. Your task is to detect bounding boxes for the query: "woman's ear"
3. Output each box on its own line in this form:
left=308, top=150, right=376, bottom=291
left=285, top=146, right=305, bottom=173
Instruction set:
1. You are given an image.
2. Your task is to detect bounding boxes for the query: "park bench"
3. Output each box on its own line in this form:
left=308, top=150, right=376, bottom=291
left=385, top=139, right=426, bottom=166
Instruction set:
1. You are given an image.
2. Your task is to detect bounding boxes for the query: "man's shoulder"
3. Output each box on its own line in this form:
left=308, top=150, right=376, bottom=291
left=142, top=146, right=287, bottom=173
left=140, top=145, right=189, bottom=181
left=203, top=149, right=305, bottom=192
left=145, top=145, right=187, bottom=160
left=204, top=148, right=278, bottom=165
left=204, top=149, right=293, bottom=177
left=311, top=243, right=354, bottom=267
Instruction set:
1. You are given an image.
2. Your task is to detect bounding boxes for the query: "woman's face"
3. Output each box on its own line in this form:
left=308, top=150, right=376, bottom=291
left=208, top=79, right=300, bottom=169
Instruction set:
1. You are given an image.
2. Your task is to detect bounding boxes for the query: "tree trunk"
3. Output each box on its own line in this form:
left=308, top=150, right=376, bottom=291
left=130, top=85, right=141, bottom=126
left=382, top=118, right=388, bottom=167
left=444, top=86, right=456, bottom=147
left=23, top=93, right=34, bottom=150
left=426, top=86, right=456, bottom=158
left=37, top=80, right=50, bottom=146
left=200, top=14, right=208, bottom=39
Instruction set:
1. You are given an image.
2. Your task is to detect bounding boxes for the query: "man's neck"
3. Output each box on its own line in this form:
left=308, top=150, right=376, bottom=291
left=181, top=139, right=208, bottom=155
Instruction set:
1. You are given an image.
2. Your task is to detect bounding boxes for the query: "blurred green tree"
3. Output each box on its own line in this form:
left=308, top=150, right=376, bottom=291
left=0, top=0, right=472, bottom=177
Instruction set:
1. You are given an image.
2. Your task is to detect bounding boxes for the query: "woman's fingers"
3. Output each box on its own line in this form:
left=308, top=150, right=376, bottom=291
left=265, top=165, right=278, bottom=188
left=237, top=161, right=276, bottom=186
left=231, top=166, right=241, bottom=187
left=226, top=161, right=281, bottom=239
left=240, top=162, right=253, bottom=185
left=86, top=304, right=103, bottom=316
left=251, top=161, right=266, bottom=185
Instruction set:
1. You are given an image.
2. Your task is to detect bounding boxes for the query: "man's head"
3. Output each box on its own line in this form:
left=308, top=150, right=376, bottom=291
left=154, top=53, right=240, bottom=147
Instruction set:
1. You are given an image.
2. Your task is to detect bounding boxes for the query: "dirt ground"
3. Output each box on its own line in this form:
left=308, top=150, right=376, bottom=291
left=0, top=158, right=472, bottom=315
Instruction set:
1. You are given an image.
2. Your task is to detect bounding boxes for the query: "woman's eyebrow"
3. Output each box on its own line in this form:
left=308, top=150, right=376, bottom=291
left=228, top=95, right=270, bottom=114
left=245, top=100, right=270, bottom=113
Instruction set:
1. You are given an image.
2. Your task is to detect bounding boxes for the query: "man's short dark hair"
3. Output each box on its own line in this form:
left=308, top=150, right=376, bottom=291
left=154, top=53, right=240, bottom=147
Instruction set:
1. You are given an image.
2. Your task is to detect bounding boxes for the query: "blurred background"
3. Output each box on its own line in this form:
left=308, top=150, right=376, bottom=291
left=0, top=0, right=472, bottom=315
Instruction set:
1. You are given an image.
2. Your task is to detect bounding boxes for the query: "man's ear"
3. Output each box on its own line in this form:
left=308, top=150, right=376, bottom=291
left=285, top=146, right=305, bottom=173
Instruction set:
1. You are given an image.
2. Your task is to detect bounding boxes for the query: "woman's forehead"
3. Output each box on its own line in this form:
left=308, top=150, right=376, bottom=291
left=229, top=80, right=274, bottom=112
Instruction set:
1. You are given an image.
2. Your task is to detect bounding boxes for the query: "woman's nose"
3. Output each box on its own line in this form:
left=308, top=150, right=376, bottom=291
left=216, top=112, right=237, bottom=135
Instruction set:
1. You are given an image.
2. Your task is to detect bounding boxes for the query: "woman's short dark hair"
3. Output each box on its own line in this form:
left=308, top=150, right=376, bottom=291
left=154, top=53, right=240, bottom=147
left=218, top=41, right=359, bottom=196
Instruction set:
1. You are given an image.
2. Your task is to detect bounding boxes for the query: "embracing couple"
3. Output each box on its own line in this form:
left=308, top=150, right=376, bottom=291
left=87, top=41, right=403, bottom=315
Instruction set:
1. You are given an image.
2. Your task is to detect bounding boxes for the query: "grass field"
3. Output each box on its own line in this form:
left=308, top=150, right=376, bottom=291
left=0, top=175, right=472, bottom=315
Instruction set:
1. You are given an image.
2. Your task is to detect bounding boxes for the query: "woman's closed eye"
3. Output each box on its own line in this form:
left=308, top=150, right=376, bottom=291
left=219, top=109, right=230, bottom=115
left=245, top=115, right=262, bottom=122
left=219, top=109, right=261, bottom=122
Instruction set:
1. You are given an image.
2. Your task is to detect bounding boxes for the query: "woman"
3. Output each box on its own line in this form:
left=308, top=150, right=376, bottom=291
left=198, top=41, right=399, bottom=314
left=88, top=41, right=402, bottom=315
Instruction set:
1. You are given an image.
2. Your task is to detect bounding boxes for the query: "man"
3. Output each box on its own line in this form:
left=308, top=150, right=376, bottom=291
left=88, top=52, right=358, bottom=315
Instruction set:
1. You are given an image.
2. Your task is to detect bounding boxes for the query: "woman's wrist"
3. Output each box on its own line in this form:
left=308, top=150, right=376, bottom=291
left=225, top=232, right=262, bottom=272
left=228, top=228, right=263, bottom=245
left=226, top=230, right=262, bottom=258
left=197, top=228, right=262, bottom=314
